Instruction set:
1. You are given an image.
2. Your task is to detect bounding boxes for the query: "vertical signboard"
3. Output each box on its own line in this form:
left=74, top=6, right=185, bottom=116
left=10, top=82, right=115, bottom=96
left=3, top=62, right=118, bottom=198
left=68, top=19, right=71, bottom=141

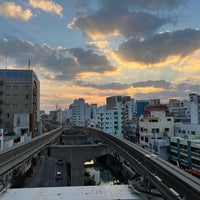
left=0, top=128, right=3, bottom=151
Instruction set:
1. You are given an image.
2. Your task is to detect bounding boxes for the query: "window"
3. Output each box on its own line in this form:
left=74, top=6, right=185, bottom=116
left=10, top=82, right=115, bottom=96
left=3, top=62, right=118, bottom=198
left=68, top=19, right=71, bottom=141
left=5, top=122, right=10, bottom=128
left=6, top=113, right=9, bottom=118
left=17, top=116, right=21, bottom=124
left=13, top=104, right=17, bottom=109
left=25, top=95, right=29, bottom=99
left=25, top=86, right=30, bottom=90
left=13, top=85, right=18, bottom=90
left=5, top=104, right=10, bottom=109
left=13, top=94, right=18, bottom=99
left=25, top=104, right=29, bottom=109
left=6, top=85, right=10, bottom=90
left=6, top=94, right=10, bottom=98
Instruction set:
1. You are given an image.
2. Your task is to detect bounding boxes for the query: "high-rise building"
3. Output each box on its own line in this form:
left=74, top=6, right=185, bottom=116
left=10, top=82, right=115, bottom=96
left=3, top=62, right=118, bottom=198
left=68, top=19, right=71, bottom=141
left=136, top=100, right=149, bottom=117
left=0, top=69, right=40, bottom=137
left=70, top=98, right=91, bottom=126
left=106, top=96, right=131, bottom=109
left=189, top=93, right=200, bottom=124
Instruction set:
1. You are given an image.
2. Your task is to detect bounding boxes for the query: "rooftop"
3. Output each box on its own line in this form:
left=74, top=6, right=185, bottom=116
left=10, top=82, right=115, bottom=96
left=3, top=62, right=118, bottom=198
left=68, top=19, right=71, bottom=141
left=1, top=185, right=142, bottom=200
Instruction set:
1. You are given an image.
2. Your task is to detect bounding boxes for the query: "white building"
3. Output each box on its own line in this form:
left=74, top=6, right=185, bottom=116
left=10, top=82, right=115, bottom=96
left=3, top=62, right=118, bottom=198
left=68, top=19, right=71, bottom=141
left=171, top=94, right=200, bottom=136
left=139, top=103, right=174, bottom=159
left=189, top=93, right=200, bottom=124
left=13, top=113, right=30, bottom=136
left=168, top=99, right=191, bottom=123
left=70, top=98, right=91, bottom=126
left=123, top=99, right=137, bottom=122
left=97, top=105, right=123, bottom=137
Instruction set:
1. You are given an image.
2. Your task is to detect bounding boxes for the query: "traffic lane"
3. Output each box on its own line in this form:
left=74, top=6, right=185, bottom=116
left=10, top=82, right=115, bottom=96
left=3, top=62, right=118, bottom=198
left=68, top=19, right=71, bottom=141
left=38, top=157, right=68, bottom=187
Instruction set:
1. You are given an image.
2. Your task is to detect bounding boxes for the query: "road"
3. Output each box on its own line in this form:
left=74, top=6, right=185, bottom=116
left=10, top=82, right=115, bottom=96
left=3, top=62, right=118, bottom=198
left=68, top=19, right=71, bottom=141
left=25, top=156, right=69, bottom=188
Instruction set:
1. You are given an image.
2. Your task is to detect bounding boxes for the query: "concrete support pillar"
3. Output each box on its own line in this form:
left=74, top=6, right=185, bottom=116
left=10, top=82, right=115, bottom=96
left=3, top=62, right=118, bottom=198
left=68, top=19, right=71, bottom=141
left=70, top=159, right=85, bottom=186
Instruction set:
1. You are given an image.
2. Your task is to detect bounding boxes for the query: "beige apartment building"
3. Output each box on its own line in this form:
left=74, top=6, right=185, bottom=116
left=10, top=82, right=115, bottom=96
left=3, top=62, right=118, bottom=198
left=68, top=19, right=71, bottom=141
left=0, top=69, right=40, bottom=138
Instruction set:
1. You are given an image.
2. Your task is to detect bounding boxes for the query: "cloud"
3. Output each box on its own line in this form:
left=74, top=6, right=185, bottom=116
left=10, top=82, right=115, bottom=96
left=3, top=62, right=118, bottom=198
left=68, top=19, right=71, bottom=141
left=68, top=0, right=185, bottom=39
left=0, top=38, right=116, bottom=81
left=74, top=81, right=130, bottom=90
left=116, top=29, right=200, bottom=64
left=68, top=47, right=116, bottom=73
left=99, top=0, right=186, bottom=10
left=132, top=80, right=172, bottom=89
left=73, top=80, right=172, bottom=91
left=71, top=79, right=200, bottom=102
left=0, top=1, right=32, bottom=21
left=68, top=10, right=171, bottom=40
left=29, top=0, right=63, bottom=17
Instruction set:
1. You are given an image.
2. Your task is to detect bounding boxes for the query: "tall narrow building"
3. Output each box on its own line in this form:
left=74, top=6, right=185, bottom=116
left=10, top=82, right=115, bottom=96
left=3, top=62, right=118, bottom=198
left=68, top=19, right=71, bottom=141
left=0, top=69, right=40, bottom=138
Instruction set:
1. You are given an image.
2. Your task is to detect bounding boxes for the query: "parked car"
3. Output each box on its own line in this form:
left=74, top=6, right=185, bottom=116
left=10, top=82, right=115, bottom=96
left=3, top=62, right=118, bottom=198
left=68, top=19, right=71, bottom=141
left=55, top=171, right=62, bottom=180
left=57, top=159, right=64, bottom=165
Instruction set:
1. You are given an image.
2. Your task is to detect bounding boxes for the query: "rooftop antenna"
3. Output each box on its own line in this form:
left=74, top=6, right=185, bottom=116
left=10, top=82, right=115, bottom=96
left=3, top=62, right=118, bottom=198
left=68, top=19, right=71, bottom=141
left=28, top=59, right=30, bottom=70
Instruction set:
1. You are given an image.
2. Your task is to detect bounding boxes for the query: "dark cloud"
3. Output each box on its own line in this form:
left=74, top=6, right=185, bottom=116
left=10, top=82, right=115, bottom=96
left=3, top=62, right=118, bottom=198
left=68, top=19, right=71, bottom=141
left=68, top=47, right=116, bottom=73
left=0, top=38, right=116, bottom=80
left=74, top=80, right=172, bottom=91
left=99, top=0, right=185, bottom=10
left=132, top=80, right=172, bottom=89
left=116, top=28, right=200, bottom=64
left=68, top=0, right=186, bottom=39
left=73, top=79, right=200, bottom=103
left=68, top=8, right=172, bottom=39
left=74, top=80, right=129, bottom=90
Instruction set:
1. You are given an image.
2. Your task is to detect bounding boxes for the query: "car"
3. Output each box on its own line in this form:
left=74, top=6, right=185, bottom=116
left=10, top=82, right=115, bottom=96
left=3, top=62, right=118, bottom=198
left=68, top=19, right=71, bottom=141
left=57, top=159, right=64, bottom=165
left=55, top=171, right=62, bottom=180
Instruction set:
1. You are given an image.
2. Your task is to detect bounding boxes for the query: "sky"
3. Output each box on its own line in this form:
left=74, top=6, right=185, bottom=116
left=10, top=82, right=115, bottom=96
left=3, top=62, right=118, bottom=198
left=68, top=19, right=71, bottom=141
left=0, top=0, right=200, bottom=113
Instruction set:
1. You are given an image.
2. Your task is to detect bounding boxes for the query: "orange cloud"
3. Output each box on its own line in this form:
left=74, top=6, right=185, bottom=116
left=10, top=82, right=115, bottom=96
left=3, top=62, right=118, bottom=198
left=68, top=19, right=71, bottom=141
left=0, top=2, right=32, bottom=21
left=29, top=0, right=63, bottom=17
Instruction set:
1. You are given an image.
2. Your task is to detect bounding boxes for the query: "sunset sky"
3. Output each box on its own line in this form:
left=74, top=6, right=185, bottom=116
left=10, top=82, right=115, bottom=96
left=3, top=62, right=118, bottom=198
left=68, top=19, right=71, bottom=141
left=0, top=0, right=200, bottom=113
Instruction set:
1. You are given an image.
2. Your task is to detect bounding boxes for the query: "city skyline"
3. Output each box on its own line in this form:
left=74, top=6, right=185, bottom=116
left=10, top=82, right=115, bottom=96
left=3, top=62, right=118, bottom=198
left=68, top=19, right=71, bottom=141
left=0, top=0, right=200, bottom=112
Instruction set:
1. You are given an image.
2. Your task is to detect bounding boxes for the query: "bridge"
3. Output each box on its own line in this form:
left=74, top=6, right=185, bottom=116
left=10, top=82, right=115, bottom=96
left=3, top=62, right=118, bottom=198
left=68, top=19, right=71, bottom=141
left=0, top=126, right=200, bottom=200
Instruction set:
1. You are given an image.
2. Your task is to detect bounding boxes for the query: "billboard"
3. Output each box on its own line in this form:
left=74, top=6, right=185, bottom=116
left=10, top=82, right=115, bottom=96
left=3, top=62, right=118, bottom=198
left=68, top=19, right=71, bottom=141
left=0, top=128, right=3, bottom=151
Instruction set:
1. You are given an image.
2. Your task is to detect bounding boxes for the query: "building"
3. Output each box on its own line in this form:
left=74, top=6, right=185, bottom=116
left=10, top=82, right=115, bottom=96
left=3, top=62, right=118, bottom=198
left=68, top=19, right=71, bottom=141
left=106, top=96, right=131, bottom=109
left=136, top=100, right=149, bottom=117
left=170, top=136, right=200, bottom=175
left=169, top=94, right=200, bottom=136
left=139, top=103, right=174, bottom=159
left=189, top=93, right=200, bottom=124
left=97, top=105, right=123, bottom=137
left=168, top=99, right=191, bottom=123
left=122, top=99, right=139, bottom=142
left=0, top=69, right=40, bottom=138
left=70, top=98, right=91, bottom=126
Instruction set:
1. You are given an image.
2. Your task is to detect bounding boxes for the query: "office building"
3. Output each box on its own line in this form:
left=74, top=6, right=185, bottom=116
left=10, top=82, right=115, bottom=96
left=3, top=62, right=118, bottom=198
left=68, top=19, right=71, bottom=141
left=136, top=100, right=149, bottom=117
left=106, top=96, right=131, bottom=109
left=0, top=69, right=40, bottom=137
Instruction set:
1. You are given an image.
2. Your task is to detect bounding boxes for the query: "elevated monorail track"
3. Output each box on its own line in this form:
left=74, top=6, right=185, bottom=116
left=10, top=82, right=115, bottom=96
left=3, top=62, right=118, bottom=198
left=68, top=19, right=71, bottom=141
left=0, top=126, right=63, bottom=176
left=74, top=126, right=200, bottom=200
